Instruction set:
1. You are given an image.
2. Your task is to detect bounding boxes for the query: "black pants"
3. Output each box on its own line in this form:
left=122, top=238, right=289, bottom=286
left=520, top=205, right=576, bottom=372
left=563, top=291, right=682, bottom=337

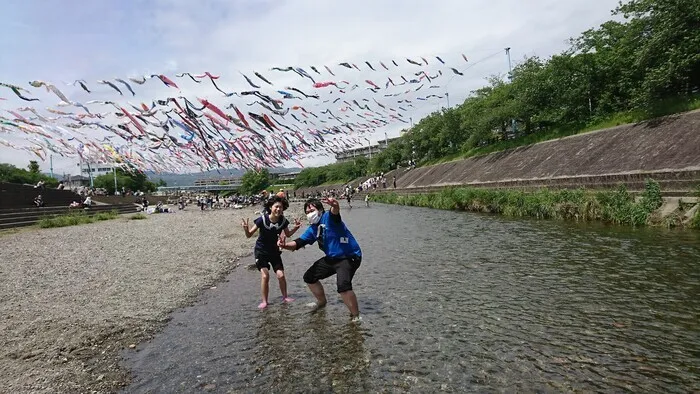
left=303, top=256, right=361, bottom=293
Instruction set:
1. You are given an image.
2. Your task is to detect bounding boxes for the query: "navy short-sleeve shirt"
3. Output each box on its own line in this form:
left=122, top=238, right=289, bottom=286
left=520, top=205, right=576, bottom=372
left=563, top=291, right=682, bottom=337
left=254, top=214, right=289, bottom=255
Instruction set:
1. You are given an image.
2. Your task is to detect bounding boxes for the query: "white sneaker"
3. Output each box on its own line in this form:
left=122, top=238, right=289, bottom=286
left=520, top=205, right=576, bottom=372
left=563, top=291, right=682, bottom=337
left=306, top=301, right=327, bottom=312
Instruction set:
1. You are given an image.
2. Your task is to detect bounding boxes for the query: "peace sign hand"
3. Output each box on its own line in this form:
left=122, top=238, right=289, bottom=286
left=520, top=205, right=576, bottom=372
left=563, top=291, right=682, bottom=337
left=293, top=217, right=302, bottom=229
left=241, top=218, right=249, bottom=228
left=278, top=232, right=287, bottom=248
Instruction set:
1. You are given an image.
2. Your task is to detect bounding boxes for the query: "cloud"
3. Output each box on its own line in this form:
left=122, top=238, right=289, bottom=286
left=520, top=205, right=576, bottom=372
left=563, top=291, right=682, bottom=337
left=0, top=0, right=620, bottom=173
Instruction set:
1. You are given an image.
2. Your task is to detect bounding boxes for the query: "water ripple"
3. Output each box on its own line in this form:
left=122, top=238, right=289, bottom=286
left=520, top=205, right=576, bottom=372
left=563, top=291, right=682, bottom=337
left=123, top=204, right=700, bottom=393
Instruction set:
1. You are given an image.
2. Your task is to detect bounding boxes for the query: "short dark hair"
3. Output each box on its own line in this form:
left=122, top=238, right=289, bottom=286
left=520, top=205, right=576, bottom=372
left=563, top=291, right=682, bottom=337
left=266, top=195, right=289, bottom=210
left=303, top=198, right=324, bottom=213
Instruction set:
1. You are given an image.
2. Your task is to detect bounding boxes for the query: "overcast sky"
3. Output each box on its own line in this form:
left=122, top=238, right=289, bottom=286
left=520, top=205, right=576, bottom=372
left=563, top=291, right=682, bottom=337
left=0, top=0, right=620, bottom=175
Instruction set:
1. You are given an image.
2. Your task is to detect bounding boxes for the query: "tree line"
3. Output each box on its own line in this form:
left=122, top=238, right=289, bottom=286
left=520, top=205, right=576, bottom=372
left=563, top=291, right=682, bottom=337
left=0, top=161, right=59, bottom=187
left=0, top=160, right=167, bottom=195
left=294, top=0, right=700, bottom=188
left=93, top=168, right=164, bottom=194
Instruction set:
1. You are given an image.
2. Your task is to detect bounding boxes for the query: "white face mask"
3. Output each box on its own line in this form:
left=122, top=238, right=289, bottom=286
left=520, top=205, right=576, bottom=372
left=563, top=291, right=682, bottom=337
left=306, top=210, right=321, bottom=225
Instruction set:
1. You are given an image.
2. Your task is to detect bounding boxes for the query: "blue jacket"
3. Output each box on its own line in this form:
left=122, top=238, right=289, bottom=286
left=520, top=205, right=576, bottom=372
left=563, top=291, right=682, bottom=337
left=297, top=211, right=361, bottom=259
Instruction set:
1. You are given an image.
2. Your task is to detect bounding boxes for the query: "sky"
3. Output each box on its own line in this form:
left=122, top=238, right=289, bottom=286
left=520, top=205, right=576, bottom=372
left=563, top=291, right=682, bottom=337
left=0, top=0, right=621, bottom=176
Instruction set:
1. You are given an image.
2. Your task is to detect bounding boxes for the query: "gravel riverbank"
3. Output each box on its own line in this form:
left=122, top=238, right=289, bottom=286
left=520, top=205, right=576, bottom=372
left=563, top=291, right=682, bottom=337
left=0, top=205, right=288, bottom=393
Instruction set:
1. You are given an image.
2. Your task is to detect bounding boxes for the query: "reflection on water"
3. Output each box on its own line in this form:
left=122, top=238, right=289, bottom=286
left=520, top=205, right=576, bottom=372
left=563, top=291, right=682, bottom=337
left=123, top=204, right=700, bottom=393
left=247, top=308, right=371, bottom=392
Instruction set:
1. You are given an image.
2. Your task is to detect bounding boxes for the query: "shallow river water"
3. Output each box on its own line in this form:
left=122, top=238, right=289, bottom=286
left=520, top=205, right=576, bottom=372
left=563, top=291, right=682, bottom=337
left=122, top=203, right=700, bottom=393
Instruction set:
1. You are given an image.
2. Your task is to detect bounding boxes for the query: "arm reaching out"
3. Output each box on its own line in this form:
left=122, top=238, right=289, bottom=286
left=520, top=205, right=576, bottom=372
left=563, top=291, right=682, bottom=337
left=278, top=233, right=297, bottom=251
left=322, top=197, right=340, bottom=215
left=284, top=217, right=302, bottom=237
left=242, top=218, right=258, bottom=238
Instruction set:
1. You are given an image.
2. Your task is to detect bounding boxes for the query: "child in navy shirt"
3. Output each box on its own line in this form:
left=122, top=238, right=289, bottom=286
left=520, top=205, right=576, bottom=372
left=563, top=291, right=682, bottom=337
left=243, top=196, right=301, bottom=309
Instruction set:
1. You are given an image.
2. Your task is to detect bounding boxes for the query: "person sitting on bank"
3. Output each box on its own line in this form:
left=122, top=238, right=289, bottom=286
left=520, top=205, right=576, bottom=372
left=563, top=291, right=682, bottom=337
left=83, top=196, right=93, bottom=207
left=33, top=194, right=45, bottom=207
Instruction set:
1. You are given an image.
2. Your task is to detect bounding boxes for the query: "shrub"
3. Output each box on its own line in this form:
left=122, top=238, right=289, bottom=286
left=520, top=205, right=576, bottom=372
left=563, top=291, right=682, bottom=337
left=371, top=179, right=677, bottom=228
left=37, top=210, right=119, bottom=228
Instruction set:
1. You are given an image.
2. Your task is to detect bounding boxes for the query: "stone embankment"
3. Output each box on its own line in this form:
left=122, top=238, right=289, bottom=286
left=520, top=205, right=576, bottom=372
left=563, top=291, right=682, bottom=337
left=298, top=110, right=700, bottom=198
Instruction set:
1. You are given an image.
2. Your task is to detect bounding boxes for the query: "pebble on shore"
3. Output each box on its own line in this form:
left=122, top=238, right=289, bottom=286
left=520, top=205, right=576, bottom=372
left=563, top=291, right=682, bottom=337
left=0, top=205, right=286, bottom=394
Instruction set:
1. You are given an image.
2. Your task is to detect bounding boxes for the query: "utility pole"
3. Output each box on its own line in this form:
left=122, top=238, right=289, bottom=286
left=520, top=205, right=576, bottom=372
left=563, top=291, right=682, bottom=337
left=113, top=165, right=118, bottom=194
left=50, top=154, right=54, bottom=179
left=505, top=47, right=513, bottom=80
left=78, top=159, right=82, bottom=188
left=385, top=131, right=388, bottom=147
left=446, top=92, right=450, bottom=108
left=87, top=162, right=94, bottom=188
left=505, top=47, right=516, bottom=135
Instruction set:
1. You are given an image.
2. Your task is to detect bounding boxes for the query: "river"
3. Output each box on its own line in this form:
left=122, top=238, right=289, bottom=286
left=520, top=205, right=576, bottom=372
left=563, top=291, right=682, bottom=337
left=122, top=203, right=700, bottom=393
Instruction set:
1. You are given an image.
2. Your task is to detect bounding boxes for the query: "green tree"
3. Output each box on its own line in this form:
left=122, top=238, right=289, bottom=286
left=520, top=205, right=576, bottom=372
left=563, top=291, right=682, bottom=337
left=293, top=158, right=370, bottom=189
left=294, top=167, right=327, bottom=188
left=93, top=167, right=157, bottom=195
left=28, top=160, right=40, bottom=174
left=240, top=168, right=271, bottom=195
left=0, top=162, right=58, bottom=187
left=616, top=0, right=700, bottom=108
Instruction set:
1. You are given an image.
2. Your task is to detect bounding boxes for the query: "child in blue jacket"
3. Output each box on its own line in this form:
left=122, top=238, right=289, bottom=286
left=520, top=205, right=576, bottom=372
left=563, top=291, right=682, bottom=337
left=278, top=197, right=362, bottom=320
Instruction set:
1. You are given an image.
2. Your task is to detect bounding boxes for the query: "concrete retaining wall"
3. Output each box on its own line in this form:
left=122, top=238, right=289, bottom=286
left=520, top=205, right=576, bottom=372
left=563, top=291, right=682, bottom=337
left=297, top=110, right=700, bottom=196
left=0, top=182, right=83, bottom=209
left=398, top=110, right=700, bottom=189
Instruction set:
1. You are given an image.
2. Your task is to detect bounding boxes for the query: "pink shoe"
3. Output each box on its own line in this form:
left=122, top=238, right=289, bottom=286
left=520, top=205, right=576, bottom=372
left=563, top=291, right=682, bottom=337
left=258, top=302, right=268, bottom=309
left=282, top=297, right=295, bottom=303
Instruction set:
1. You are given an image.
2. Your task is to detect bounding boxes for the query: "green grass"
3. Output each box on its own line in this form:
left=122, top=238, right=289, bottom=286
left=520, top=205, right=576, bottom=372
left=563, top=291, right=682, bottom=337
left=38, top=210, right=120, bottom=228
left=130, top=213, right=148, bottom=220
left=372, top=180, right=672, bottom=228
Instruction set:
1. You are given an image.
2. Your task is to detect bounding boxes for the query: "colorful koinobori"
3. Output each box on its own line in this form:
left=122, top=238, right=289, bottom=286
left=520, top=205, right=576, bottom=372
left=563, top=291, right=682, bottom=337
left=0, top=53, right=480, bottom=173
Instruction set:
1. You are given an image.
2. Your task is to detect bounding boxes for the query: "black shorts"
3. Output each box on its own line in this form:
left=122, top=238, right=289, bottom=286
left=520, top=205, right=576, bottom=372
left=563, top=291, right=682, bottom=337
left=255, top=252, right=284, bottom=272
left=303, top=256, right=361, bottom=293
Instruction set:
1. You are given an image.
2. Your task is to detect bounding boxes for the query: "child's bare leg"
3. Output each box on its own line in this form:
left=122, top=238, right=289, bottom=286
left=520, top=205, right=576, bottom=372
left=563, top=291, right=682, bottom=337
left=307, top=282, right=327, bottom=310
left=276, top=270, right=293, bottom=302
left=259, top=268, right=270, bottom=308
left=340, top=290, right=359, bottom=317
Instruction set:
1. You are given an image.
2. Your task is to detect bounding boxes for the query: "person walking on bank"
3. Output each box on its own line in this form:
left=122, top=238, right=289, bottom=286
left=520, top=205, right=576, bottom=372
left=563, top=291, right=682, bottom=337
left=243, top=196, right=301, bottom=309
left=277, top=197, right=363, bottom=321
